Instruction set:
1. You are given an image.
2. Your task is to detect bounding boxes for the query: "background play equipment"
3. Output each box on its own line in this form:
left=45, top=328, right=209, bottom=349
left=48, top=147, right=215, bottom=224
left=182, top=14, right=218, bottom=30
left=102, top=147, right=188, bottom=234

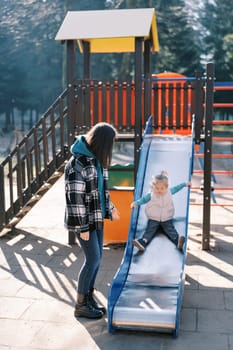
left=108, top=116, right=193, bottom=336
left=104, top=187, right=134, bottom=245
left=0, top=7, right=230, bottom=254
left=55, top=8, right=160, bottom=174
left=194, top=80, right=233, bottom=206
left=151, top=72, right=192, bottom=133
left=0, top=6, right=231, bottom=338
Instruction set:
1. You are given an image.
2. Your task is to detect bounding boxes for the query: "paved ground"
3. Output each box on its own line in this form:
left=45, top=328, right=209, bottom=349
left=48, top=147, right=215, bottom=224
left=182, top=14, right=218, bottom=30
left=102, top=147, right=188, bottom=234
left=0, top=175, right=233, bottom=350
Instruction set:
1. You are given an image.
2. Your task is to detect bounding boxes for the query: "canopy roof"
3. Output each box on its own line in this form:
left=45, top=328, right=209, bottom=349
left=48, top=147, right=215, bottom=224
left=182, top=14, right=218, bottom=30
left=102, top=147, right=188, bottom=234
left=55, top=8, right=159, bottom=53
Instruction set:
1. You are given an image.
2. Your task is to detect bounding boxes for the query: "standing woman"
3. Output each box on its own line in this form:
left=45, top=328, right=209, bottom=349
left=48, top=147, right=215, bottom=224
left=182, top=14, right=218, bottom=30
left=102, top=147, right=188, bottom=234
left=64, top=122, right=120, bottom=320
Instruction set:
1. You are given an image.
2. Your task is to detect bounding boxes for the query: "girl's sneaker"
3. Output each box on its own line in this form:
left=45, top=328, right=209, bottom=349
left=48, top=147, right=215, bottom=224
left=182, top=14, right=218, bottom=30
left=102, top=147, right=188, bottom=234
left=132, top=238, right=147, bottom=251
left=177, top=236, right=185, bottom=252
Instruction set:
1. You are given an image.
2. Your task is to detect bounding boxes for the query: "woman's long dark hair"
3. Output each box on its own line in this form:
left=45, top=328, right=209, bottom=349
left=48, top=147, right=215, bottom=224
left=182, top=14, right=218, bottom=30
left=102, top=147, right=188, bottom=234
left=85, top=122, right=117, bottom=168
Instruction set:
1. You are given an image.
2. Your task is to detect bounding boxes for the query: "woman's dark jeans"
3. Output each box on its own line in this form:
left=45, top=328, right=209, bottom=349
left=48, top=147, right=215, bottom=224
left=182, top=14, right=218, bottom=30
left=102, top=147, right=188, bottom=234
left=76, top=229, right=103, bottom=295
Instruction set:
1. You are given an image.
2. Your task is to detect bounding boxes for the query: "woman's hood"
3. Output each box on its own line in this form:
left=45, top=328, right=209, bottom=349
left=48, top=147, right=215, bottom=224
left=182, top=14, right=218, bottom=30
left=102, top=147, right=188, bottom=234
left=70, top=135, right=94, bottom=158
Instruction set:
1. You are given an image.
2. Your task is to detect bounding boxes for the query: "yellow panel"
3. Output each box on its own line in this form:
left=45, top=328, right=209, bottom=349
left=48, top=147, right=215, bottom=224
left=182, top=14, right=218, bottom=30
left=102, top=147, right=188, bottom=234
left=91, top=38, right=135, bottom=53
left=78, top=35, right=159, bottom=54
left=151, top=12, right=160, bottom=52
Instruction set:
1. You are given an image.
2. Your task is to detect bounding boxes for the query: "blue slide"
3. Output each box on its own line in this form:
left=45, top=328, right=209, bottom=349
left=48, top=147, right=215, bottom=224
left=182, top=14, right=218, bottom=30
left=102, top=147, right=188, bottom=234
left=108, top=117, right=194, bottom=337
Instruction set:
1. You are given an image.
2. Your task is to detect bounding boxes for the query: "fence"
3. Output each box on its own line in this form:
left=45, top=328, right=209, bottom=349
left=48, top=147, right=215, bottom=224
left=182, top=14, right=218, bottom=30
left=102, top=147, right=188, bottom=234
left=0, top=76, right=204, bottom=231
left=72, top=78, right=199, bottom=134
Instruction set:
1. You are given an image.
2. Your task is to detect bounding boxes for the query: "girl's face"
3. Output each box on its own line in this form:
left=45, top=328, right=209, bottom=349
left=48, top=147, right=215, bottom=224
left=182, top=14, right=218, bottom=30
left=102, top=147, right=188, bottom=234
left=152, top=181, right=168, bottom=195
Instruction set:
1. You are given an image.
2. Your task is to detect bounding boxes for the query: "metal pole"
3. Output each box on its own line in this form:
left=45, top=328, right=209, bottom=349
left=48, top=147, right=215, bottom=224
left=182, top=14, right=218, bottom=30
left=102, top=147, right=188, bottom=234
left=202, top=63, right=214, bottom=250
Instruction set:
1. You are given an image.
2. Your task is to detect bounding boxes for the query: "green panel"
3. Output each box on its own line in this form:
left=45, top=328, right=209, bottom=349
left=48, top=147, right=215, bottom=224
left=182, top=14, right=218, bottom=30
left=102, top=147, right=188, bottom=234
left=109, top=164, right=134, bottom=187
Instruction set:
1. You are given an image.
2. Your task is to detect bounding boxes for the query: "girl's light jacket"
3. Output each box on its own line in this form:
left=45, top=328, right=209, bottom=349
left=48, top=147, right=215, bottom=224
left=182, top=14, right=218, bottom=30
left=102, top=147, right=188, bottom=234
left=134, top=183, right=186, bottom=222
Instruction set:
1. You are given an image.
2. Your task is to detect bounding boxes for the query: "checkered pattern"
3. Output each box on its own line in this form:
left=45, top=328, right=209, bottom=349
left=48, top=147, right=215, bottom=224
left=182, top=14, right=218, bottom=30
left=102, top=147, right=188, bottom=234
left=64, top=155, right=113, bottom=232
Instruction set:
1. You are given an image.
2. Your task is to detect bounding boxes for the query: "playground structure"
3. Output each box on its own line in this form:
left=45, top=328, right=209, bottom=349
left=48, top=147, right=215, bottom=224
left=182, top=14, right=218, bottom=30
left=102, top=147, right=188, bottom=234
left=108, top=116, right=193, bottom=336
left=0, top=7, right=232, bottom=336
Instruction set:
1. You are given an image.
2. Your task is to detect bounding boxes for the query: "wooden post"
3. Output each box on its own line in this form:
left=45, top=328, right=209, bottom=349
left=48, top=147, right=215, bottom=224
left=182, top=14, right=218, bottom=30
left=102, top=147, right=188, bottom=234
left=69, top=231, right=76, bottom=246
left=144, top=39, right=151, bottom=119
left=83, top=41, right=91, bottom=130
left=83, top=41, right=90, bottom=79
left=134, top=37, right=143, bottom=182
left=202, top=63, right=214, bottom=250
left=0, top=165, right=5, bottom=229
left=194, top=71, right=203, bottom=144
left=66, top=40, right=77, bottom=246
left=66, top=40, right=76, bottom=148
left=67, top=40, right=76, bottom=86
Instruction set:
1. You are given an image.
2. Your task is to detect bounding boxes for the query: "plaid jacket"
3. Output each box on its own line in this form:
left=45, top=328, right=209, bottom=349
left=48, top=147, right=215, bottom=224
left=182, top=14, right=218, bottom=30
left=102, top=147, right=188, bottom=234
left=64, top=154, right=114, bottom=232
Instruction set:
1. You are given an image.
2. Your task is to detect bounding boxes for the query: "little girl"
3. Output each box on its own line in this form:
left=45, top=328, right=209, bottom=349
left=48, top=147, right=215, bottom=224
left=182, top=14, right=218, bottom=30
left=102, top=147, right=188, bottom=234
left=131, top=171, right=191, bottom=252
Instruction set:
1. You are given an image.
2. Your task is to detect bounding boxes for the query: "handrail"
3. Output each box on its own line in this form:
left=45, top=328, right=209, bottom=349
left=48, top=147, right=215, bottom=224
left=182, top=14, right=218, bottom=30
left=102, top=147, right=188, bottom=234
left=0, top=88, right=70, bottom=230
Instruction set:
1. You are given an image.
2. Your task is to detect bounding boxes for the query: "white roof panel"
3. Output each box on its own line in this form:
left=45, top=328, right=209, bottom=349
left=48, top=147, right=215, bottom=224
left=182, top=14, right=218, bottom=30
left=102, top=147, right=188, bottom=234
left=55, top=8, right=159, bottom=53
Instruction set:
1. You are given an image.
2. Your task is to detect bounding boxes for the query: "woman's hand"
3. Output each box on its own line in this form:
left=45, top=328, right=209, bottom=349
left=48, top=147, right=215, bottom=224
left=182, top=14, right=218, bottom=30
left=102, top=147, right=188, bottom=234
left=80, top=231, right=90, bottom=241
left=112, top=207, right=120, bottom=221
left=186, top=182, right=192, bottom=187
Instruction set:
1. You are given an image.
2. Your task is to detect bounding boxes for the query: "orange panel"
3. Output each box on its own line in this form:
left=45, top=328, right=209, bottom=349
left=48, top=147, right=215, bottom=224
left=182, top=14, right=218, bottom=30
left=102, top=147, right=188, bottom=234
left=104, top=188, right=134, bottom=245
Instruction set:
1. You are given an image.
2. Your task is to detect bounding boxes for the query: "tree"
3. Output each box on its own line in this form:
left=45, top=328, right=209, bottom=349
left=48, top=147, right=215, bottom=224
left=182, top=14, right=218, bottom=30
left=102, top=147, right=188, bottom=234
left=201, top=0, right=233, bottom=80
left=90, top=0, right=203, bottom=79
left=149, top=0, right=202, bottom=75
left=223, top=34, right=233, bottom=79
left=0, top=25, right=28, bottom=131
left=1, top=0, right=64, bottom=118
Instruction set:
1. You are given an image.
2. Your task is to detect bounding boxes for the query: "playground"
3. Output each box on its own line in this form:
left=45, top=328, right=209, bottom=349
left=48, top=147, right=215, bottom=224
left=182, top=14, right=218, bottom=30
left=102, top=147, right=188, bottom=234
left=0, top=164, right=232, bottom=350
left=0, top=7, right=232, bottom=349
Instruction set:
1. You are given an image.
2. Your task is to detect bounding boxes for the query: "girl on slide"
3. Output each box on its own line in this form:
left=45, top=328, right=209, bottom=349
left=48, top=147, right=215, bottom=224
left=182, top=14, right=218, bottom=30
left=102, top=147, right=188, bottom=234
left=131, top=170, right=191, bottom=253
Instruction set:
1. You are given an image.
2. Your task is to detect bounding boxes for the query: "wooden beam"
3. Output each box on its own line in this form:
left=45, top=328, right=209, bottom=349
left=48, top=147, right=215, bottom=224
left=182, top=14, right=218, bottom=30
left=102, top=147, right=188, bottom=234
left=83, top=41, right=91, bottom=79
left=66, top=40, right=76, bottom=146
left=202, top=63, right=214, bottom=250
left=144, top=38, right=152, bottom=120
left=67, top=40, right=76, bottom=84
left=134, top=37, right=143, bottom=182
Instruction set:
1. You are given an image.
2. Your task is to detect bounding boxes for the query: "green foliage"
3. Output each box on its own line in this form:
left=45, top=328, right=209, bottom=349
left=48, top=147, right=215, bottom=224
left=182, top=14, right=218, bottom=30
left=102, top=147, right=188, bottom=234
left=89, top=0, right=203, bottom=79
left=1, top=0, right=64, bottom=116
left=223, top=34, right=233, bottom=76
left=1, top=0, right=233, bottom=130
left=0, top=19, right=28, bottom=114
left=154, top=0, right=202, bottom=75
left=201, top=0, right=233, bottom=80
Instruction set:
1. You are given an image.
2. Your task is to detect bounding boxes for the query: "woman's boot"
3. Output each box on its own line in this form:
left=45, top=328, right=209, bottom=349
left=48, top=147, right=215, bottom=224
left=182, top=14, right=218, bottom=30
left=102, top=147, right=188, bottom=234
left=87, top=288, right=106, bottom=315
left=74, top=293, right=103, bottom=319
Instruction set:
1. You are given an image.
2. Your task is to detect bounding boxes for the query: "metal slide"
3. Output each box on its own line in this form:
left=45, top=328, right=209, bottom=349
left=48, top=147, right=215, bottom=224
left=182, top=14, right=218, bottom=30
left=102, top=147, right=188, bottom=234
left=108, top=118, right=194, bottom=337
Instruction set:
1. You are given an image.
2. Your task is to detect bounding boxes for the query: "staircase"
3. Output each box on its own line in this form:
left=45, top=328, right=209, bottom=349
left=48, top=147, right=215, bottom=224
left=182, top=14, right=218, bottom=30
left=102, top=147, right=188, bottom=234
left=0, top=88, right=70, bottom=232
